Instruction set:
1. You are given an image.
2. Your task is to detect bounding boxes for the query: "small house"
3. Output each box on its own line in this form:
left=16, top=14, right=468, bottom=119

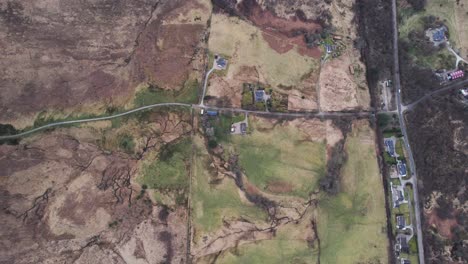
left=401, top=259, right=411, bottom=264
left=254, top=90, right=265, bottom=102
left=240, top=123, right=247, bottom=134
left=216, top=57, right=227, bottom=69
left=397, top=236, right=409, bottom=253
left=206, top=110, right=218, bottom=116
left=397, top=161, right=407, bottom=177
left=396, top=214, right=406, bottom=229
left=384, top=139, right=396, bottom=157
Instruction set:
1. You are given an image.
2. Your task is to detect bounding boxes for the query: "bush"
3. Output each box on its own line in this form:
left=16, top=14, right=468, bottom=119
left=208, top=139, right=218, bottom=148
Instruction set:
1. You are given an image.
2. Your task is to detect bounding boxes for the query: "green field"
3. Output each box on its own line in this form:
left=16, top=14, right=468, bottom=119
left=192, top=135, right=267, bottom=236
left=228, top=117, right=326, bottom=198
left=399, top=0, right=459, bottom=69
left=139, top=137, right=191, bottom=191
left=317, top=122, right=389, bottom=264
left=134, top=78, right=199, bottom=106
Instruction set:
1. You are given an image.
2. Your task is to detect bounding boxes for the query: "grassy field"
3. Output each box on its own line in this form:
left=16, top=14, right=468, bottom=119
left=134, top=78, right=199, bottom=107
left=205, top=207, right=319, bottom=264
left=208, top=13, right=319, bottom=88
left=317, top=121, right=389, bottom=264
left=398, top=0, right=466, bottom=68
left=192, top=135, right=267, bottom=236
left=139, top=137, right=191, bottom=191
left=226, top=117, right=326, bottom=198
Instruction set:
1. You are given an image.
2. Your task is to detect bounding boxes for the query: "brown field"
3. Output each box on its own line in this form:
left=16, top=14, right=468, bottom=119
left=0, top=110, right=192, bottom=263
left=206, top=13, right=321, bottom=110
left=319, top=48, right=370, bottom=111
left=0, top=0, right=210, bottom=128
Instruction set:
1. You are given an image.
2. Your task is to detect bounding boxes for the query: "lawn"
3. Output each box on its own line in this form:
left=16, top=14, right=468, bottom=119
left=398, top=0, right=463, bottom=69
left=317, top=121, right=389, bottom=264
left=228, top=117, right=326, bottom=198
left=139, top=137, right=191, bottom=191
left=192, top=135, right=267, bottom=237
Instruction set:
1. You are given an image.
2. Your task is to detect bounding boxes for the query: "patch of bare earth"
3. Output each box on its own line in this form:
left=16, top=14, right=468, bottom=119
left=319, top=48, right=370, bottom=111
left=238, top=0, right=322, bottom=59
left=0, top=131, right=187, bottom=263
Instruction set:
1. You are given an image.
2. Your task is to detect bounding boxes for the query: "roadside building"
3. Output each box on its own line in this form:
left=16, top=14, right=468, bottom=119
left=401, top=259, right=411, bottom=264
left=459, top=88, right=468, bottom=99
left=397, top=160, right=407, bottom=177
left=396, top=214, right=406, bottom=229
left=447, top=70, right=464, bottom=81
left=240, top=123, right=247, bottom=134
left=206, top=110, right=218, bottom=116
left=384, top=138, right=396, bottom=157
left=391, top=183, right=407, bottom=208
left=254, top=90, right=265, bottom=102
left=325, top=45, right=332, bottom=54
left=396, top=236, right=410, bottom=253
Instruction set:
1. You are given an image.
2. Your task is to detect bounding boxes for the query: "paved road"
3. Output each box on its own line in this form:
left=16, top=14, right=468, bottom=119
left=447, top=45, right=468, bottom=68
left=0, top=103, right=191, bottom=140
left=391, top=0, right=425, bottom=262
left=199, top=67, right=215, bottom=106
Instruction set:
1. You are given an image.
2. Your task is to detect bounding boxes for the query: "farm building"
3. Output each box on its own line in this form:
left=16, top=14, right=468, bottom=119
left=447, top=70, right=464, bottom=80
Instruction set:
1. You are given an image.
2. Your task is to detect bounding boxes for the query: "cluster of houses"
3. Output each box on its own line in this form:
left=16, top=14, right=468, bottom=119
left=384, top=137, right=414, bottom=263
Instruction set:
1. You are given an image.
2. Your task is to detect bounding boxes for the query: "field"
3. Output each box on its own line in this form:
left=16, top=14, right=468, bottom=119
left=228, top=117, right=327, bottom=198
left=398, top=0, right=468, bottom=68
left=205, top=13, right=320, bottom=110
left=191, top=134, right=268, bottom=240
left=317, top=120, right=389, bottom=264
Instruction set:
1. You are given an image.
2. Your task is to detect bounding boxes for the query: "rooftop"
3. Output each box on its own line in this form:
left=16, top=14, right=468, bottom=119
left=254, top=90, right=265, bottom=102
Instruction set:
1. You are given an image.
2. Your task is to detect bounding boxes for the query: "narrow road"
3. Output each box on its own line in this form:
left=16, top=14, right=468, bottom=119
left=0, top=103, right=191, bottom=140
left=199, top=67, right=215, bottom=107
left=391, top=0, right=425, bottom=262
left=404, top=79, right=468, bottom=111
left=447, top=45, right=468, bottom=68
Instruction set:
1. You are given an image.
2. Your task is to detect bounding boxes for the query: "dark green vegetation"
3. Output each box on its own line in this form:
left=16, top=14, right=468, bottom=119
left=407, top=95, right=468, bottom=263
left=118, top=134, right=135, bottom=154
left=267, top=90, right=288, bottom=112
left=0, top=124, right=19, bottom=144
left=134, top=79, right=199, bottom=107
left=140, top=137, right=191, bottom=191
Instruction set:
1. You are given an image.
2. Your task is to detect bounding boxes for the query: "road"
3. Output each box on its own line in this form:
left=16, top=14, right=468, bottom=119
left=391, top=0, right=425, bottom=262
left=447, top=45, right=468, bottom=68
left=404, top=78, right=468, bottom=111
left=0, top=103, right=191, bottom=140
left=199, top=67, right=215, bottom=107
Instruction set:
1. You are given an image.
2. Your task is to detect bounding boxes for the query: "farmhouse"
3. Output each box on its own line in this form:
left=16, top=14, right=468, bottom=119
left=391, top=183, right=407, bottom=208
left=396, top=236, right=409, bottom=253
left=254, top=90, right=265, bottom=102
left=215, top=56, right=228, bottom=69
left=384, top=138, right=396, bottom=157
